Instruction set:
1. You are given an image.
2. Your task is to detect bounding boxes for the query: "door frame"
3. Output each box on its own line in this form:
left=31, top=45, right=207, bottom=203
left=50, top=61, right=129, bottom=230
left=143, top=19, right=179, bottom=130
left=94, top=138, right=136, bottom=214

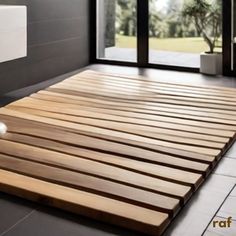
left=90, top=0, right=229, bottom=74
left=223, top=0, right=234, bottom=76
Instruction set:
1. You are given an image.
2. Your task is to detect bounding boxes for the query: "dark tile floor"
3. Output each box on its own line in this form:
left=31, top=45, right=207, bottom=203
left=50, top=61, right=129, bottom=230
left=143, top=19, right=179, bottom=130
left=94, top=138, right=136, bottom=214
left=0, top=64, right=236, bottom=236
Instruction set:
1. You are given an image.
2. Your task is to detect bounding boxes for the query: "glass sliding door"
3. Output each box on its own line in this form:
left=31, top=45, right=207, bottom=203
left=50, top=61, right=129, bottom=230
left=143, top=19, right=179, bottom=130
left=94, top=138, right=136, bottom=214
left=149, top=0, right=222, bottom=68
left=96, top=0, right=137, bottom=62
left=94, top=0, right=225, bottom=72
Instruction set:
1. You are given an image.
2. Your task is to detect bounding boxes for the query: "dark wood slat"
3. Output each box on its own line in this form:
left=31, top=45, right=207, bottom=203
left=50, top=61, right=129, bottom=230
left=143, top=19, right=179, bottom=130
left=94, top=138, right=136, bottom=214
left=0, top=154, right=190, bottom=206
left=0, top=108, right=224, bottom=156
left=9, top=98, right=236, bottom=136
left=0, top=113, right=219, bottom=163
left=0, top=139, right=203, bottom=188
left=0, top=169, right=170, bottom=235
left=3, top=132, right=210, bottom=174
left=8, top=106, right=228, bottom=150
left=33, top=91, right=236, bottom=121
left=3, top=133, right=209, bottom=175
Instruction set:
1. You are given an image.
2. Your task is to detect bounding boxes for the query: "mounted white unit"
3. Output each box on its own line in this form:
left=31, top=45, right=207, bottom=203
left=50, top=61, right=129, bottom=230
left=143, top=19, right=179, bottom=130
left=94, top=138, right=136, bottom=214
left=0, top=5, right=27, bottom=63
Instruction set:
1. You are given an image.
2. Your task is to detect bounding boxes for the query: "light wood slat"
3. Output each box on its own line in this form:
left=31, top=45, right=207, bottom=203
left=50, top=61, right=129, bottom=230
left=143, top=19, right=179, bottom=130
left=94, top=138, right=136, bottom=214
left=0, top=154, right=191, bottom=202
left=74, top=73, right=236, bottom=100
left=33, top=91, right=236, bottom=121
left=0, top=139, right=202, bottom=188
left=41, top=89, right=236, bottom=117
left=0, top=108, right=223, bottom=156
left=68, top=79, right=236, bottom=125
left=8, top=97, right=236, bottom=136
left=39, top=83, right=236, bottom=125
left=48, top=86, right=236, bottom=112
left=51, top=82, right=236, bottom=110
left=9, top=106, right=227, bottom=150
left=0, top=115, right=216, bottom=163
left=76, top=72, right=236, bottom=100
left=25, top=95, right=235, bottom=142
left=68, top=76, right=236, bottom=104
left=3, top=132, right=210, bottom=174
left=0, top=169, right=170, bottom=235
left=28, top=94, right=233, bottom=143
left=30, top=92, right=236, bottom=127
left=60, top=76, right=236, bottom=106
left=85, top=70, right=236, bottom=95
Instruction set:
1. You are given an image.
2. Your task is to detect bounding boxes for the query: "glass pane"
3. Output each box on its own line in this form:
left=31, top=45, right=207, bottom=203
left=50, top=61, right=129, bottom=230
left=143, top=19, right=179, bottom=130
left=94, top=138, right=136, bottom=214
left=97, top=0, right=137, bottom=62
left=149, top=0, right=222, bottom=68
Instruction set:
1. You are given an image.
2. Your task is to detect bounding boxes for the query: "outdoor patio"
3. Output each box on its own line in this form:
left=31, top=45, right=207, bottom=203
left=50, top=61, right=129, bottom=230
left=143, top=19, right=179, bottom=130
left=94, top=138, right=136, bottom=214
left=105, top=47, right=200, bottom=68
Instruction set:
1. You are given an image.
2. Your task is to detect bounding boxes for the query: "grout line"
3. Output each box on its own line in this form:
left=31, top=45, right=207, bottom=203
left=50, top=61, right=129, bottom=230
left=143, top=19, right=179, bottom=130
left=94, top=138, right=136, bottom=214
left=225, top=156, right=236, bottom=159
left=28, top=35, right=87, bottom=49
left=214, top=173, right=236, bottom=178
left=0, top=209, right=36, bottom=236
left=201, top=184, right=236, bottom=236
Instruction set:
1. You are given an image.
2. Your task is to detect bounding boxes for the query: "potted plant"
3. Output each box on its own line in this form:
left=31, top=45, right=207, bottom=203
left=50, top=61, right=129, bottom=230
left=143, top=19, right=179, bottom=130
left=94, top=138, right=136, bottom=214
left=182, top=0, right=222, bottom=75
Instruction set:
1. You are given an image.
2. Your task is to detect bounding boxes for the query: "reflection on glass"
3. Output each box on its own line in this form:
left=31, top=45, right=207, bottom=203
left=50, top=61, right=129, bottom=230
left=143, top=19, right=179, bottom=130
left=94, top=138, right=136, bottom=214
left=149, top=0, right=222, bottom=68
left=97, top=0, right=137, bottom=62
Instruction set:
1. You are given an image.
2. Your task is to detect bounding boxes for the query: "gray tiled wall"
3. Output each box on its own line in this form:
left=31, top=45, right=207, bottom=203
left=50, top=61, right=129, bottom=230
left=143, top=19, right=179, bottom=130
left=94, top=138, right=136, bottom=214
left=0, top=0, right=90, bottom=95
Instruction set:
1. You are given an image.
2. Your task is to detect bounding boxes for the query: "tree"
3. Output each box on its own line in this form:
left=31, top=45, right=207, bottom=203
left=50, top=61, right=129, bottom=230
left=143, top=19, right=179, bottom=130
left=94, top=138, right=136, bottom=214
left=182, top=0, right=222, bottom=53
left=117, top=0, right=137, bottom=36
left=149, top=2, right=168, bottom=38
left=105, top=0, right=116, bottom=47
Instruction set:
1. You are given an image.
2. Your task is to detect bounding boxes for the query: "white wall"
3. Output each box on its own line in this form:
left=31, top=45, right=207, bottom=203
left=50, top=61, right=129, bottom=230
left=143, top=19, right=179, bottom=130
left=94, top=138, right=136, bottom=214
left=0, top=5, right=27, bottom=63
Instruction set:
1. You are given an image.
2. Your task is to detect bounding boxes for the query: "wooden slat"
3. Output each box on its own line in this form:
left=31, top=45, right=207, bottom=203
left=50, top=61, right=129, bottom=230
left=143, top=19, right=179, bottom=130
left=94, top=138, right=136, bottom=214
left=84, top=70, right=236, bottom=95
left=67, top=76, right=236, bottom=106
left=15, top=97, right=231, bottom=143
left=0, top=169, right=170, bottom=235
left=8, top=106, right=228, bottom=150
left=48, top=86, right=236, bottom=113
left=14, top=95, right=236, bottom=140
left=38, top=90, right=236, bottom=117
left=0, top=139, right=202, bottom=188
left=74, top=73, right=236, bottom=100
left=0, top=154, right=191, bottom=204
left=34, top=89, right=236, bottom=125
left=50, top=82, right=236, bottom=111
left=8, top=97, right=236, bottom=136
left=0, top=108, right=224, bottom=156
left=33, top=91, right=236, bottom=121
left=2, top=132, right=210, bottom=174
left=0, top=115, right=216, bottom=164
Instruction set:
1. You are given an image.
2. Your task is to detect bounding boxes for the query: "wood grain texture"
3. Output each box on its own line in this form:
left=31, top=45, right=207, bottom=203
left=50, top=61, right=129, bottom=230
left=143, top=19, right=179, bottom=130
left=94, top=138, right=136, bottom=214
left=0, top=70, right=236, bottom=235
left=2, top=132, right=210, bottom=174
left=0, top=169, right=170, bottom=235
left=37, top=90, right=236, bottom=117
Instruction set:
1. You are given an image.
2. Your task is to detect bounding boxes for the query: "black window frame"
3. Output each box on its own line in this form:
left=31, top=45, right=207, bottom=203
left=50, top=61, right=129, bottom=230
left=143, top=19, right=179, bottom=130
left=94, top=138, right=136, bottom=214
left=90, top=0, right=231, bottom=75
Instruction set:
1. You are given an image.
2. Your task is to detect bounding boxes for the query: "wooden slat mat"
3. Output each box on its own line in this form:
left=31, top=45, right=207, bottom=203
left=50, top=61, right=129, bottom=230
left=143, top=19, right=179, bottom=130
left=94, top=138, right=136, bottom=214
left=0, top=70, right=236, bottom=235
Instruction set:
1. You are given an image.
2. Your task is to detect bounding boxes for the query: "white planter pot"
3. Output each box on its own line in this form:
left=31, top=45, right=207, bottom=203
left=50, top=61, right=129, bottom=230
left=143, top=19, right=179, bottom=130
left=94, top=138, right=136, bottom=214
left=200, top=52, right=222, bottom=75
